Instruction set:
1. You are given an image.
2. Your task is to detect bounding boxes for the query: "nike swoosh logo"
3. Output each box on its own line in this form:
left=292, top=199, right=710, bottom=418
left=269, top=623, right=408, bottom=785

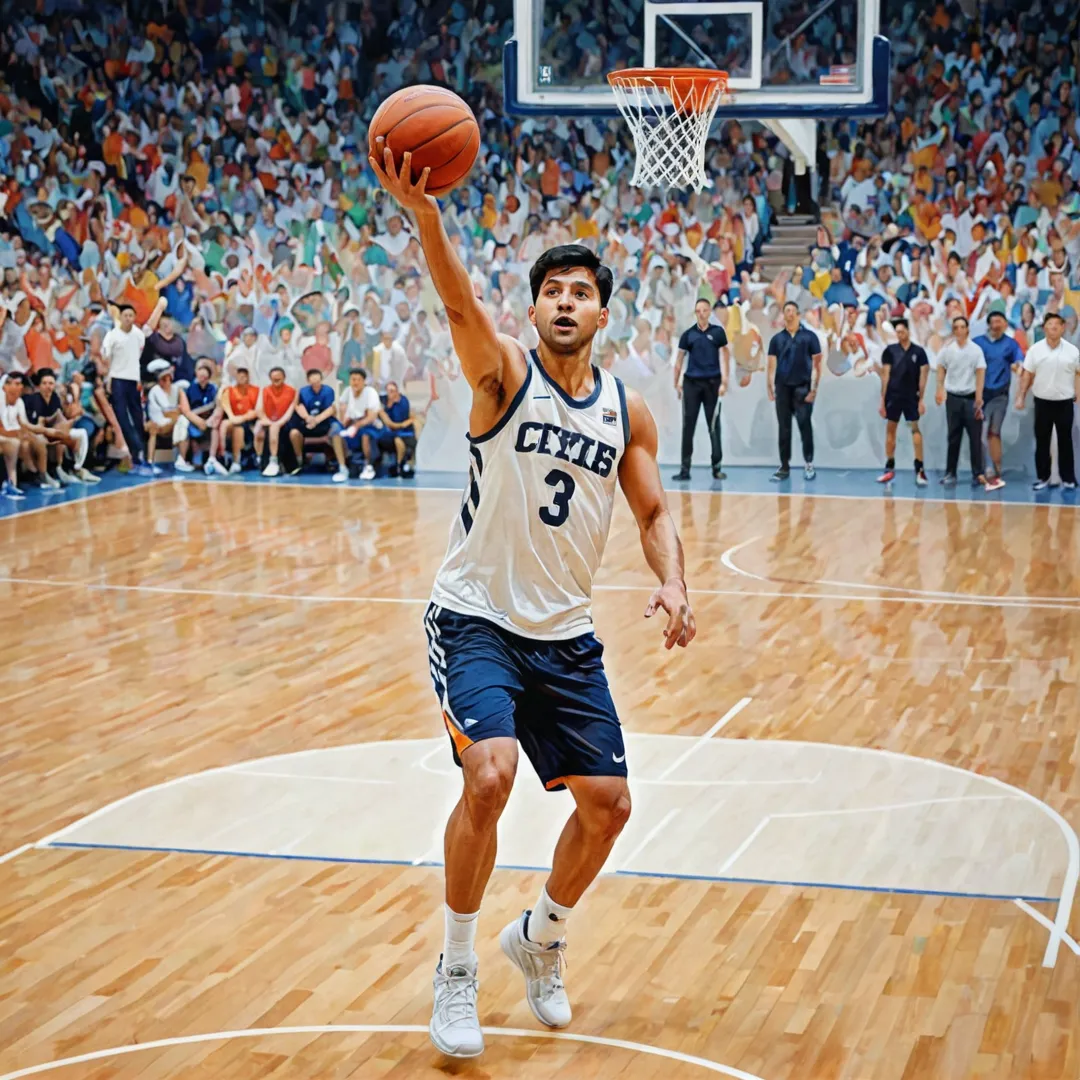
left=463, top=718, right=478, bottom=728
left=612, top=753, right=625, bottom=764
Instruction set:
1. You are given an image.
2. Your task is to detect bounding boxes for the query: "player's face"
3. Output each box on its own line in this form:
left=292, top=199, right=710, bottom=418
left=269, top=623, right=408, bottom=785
left=530, top=268, right=608, bottom=355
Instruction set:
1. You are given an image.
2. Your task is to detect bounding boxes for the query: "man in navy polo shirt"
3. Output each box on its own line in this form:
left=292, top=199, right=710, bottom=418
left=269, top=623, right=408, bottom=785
left=288, top=368, right=350, bottom=481
left=767, top=302, right=823, bottom=481
left=877, top=317, right=929, bottom=486
left=973, top=303, right=1024, bottom=491
left=672, top=298, right=729, bottom=482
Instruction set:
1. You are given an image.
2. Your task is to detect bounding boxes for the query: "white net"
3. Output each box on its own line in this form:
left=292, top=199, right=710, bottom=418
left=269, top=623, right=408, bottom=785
left=607, top=69, right=729, bottom=192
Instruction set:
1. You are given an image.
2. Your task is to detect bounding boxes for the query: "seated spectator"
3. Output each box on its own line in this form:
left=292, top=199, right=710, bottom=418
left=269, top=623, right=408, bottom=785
left=146, top=361, right=183, bottom=475
left=289, top=368, right=349, bottom=482
left=206, top=367, right=259, bottom=476
left=0, top=373, right=51, bottom=491
left=338, top=367, right=383, bottom=481
left=174, top=361, right=219, bottom=472
left=255, top=367, right=298, bottom=477
left=25, top=369, right=93, bottom=485
left=143, top=315, right=196, bottom=385
left=378, top=380, right=418, bottom=479
left=1, top=374, right=30, bottom=499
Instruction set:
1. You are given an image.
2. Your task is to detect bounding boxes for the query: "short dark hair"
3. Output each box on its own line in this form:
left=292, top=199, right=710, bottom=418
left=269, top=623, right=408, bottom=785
left=783, top=300, right=800, bottom=313
left=305, top=368, right=323, bottom=379
left=952, top=316, right=969, bottom=327
left=117, top=303, right=135, bottom=313
left=5, top=371, right=25, bottom=385
left=349, top=368, right=369, bottom=380
left=269, top=366, right=285, bottom=376
left=695, top=297, right=712, bottom=308
left=1043, top=311, right=1065, bottom=323
left=529, top=245, right=613, bottom=308
left=34, top=367, right=57, bottom=383
left=892, top=316, right=909, bottom=328
left=235, top=365, right=249, bottom=374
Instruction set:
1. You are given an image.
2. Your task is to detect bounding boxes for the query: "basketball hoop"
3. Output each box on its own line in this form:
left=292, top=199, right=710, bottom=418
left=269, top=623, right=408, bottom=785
left=607, top=68, right=730, bottom=192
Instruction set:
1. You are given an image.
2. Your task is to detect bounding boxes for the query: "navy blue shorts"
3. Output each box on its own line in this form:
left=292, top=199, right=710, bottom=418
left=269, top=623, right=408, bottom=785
left=885, top=396, right=920, bottom=423
left=424, top=603, right=627, bottom=791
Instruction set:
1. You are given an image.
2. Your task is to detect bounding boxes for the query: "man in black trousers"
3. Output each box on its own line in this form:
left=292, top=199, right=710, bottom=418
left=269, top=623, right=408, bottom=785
left=672, top=298, right=729, bottom=481
left=767, top=301, right=823, bottom=481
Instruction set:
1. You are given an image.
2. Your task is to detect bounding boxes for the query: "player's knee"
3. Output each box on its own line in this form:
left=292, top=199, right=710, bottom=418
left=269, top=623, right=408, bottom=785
left=464, top=760, right=515, bottom=824
left=583, top=786, right=632, bottom=843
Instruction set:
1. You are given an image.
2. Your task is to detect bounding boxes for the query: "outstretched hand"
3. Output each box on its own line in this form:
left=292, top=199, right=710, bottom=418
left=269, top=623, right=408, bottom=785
left=367, top=139, right=438, bottom=215
left=645, top=579, right=696, bottom=650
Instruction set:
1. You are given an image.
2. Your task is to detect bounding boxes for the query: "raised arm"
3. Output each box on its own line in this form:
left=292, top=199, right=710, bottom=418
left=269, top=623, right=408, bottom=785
left=617, top=389, right=695, bottom=650
left=368, top=143, right=526, bottom=426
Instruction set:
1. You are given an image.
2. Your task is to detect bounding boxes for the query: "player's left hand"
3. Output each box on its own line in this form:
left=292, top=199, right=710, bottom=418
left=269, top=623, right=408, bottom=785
left=645, top=579, right=696, bottom=650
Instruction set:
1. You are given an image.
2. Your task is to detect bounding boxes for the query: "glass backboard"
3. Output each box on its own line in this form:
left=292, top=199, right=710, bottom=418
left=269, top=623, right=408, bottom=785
left=505, top=0, right=888, bottom=118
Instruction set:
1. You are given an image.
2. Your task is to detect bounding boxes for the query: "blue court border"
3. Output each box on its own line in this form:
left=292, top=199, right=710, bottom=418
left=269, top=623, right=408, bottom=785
left=47, top=840, right=1059, bottom=905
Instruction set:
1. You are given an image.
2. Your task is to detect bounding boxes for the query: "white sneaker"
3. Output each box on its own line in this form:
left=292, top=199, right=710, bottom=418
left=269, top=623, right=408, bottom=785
left=262, top=460, right=280, bottom=477
left=499, top=913, right=571, bottom=1028
left=429, top=960, right=484, bottom=1058
left=75, top=466, right=101, bottom=484
left=204, top=460, right=215, bottom=476
left=228, top=461, right=242, bottom=475
left=360, top=463, right=376, bottom=480
left=332, top=468, right=349, bottom=483
left=56, top=466, right=78, bottom=486
left=174, top=458, right=195, bottom=474
left=39, top=473, right=61, bottom=489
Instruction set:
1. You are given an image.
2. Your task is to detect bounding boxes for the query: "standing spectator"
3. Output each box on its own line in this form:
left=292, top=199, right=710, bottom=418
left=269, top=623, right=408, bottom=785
left=101, top=302, right=154, bottom=475
left=338, top=367, right=383, bottom=480
left=143, top=316, right=196, bottom=384
left=973, top=304, right=1025, bottom=492
left=174, top=361, right=218, bottom=471
left=255, top=367, right=298, bottom=477
left=371, top=328, right=408, bottom=388
left=877, top=317, right=930, bottom=487
left=672, top=298, right=729, bottom=482
left=289, top=368, right=350, bottom=482
left=1016, top=313, right=1080, bottom=491
left=145, top=361, right=182, bottom=474
left=378, top=380, right=417, bottom=478
left=935, top=316, right=987, bottom=487
left=206, top=367, right=259, bottom=476
left=767, top=301, right=823, bottom=481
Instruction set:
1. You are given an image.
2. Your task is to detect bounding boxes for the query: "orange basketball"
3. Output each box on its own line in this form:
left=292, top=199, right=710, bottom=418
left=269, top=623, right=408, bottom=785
left=368, top=85, right=480, bottom=197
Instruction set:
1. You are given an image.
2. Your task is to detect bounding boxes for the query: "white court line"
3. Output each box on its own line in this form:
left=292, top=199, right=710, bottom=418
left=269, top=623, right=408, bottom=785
left=656, top=698, right=753, bottom=780
left=223, top=768, right=393, bottom=786
left=0, top=480, right=166, bottom=523
left=719, top=538, right=1080, bottom=606
left=618, top=808, right=681, bottom=871
left=1013, top=900, right=1080, bottom=957
left=717, top=794, right=1018, bottom=875
left=0, top=1024, right=768, bottom=1080
left=6, top=574, right=1080, bottom=613
left=0, top=843, right=33, bottom=866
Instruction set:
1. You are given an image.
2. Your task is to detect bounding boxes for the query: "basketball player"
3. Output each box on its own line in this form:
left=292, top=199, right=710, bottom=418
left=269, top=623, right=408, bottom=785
left=370, top=143, right=696, bottom=1059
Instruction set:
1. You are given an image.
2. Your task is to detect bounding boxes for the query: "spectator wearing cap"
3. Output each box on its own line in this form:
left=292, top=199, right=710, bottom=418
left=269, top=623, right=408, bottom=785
left=175, top=360, right=219, bottom=471
left=1016, top=312, right=1080, bottom=491
left=766, top=301, right=822, bottom=482
left=289, top=368, right=350, bottom=482
left=877, top=317, right=929, bottom=486
left=206, top=367, right=259, bottom=476
left=935, top=316, right=987, bottom=487
left=378, top=380, right=417, bottom=478
left=672, top=298, right=729, bottom=482
left=255, top=367, right=298, bottom=477
left=145, top=360, right=182, bottom=474
left=973, top=302, right=1025, bottom=491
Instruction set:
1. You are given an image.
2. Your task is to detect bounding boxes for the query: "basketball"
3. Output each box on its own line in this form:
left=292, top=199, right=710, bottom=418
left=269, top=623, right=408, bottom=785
left=368, top=85, right=480, bottom=197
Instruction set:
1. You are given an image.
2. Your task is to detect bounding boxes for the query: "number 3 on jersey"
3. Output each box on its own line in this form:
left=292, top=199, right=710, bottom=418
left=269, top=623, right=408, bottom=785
left=540, top=468, right=576, bottom=527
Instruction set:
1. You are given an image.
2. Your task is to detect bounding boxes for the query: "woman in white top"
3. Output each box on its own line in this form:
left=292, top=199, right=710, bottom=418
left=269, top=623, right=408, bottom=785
left=1016, top=311, right=1080, bottom=489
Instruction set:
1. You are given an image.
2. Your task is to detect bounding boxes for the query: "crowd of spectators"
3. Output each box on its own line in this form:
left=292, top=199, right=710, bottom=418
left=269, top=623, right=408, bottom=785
left=0, top=0, right=1078, bottom=498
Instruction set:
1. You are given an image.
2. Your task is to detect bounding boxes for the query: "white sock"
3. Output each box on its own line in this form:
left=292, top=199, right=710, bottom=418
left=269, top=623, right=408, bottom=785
left=71, top=429, right=88, bottom=468
left=443, top=904, right=478, bottom=971
left=526, top=887, right=573, bottom=946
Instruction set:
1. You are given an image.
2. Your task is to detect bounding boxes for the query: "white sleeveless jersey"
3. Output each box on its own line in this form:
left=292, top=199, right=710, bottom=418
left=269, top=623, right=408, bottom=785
left=430, top=350, right=630, bottom=640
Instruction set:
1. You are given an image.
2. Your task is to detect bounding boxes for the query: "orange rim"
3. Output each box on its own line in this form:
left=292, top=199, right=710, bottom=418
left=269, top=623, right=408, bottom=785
left=607, top=67, right=729, bottom=103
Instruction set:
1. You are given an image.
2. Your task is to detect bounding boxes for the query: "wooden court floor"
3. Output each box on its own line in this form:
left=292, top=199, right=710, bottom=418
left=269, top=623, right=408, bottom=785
left=2, top=479, right=1079, bottom=1079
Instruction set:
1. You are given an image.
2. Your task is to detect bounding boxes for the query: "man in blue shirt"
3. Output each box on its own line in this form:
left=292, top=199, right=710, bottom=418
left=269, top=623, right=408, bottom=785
left=672, top=299, right=730, bottom=482
left=973, top=304, right=1025, bottom=491
left=378, top=380, right=417, bottom=478
left=288, top=368, right=350, bottom=481
left=767, top=302, right=823, bottom=481
left=175, top=360, right=218, bottom=469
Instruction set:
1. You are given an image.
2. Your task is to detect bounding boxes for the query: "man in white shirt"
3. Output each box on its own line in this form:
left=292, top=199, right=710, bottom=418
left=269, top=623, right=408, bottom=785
left=338, top=367, right=383, bottom=480
left=1016, top=312, right=1080, bottom=490
left=101, top=301, right=153, bottom=473
left=145, top=361, right=182, bottom=474
left=935, top=315, right=987, bottom=486
left=372, top=328, right=408, bottom=388
left=1, top=372, right=48, bottom=497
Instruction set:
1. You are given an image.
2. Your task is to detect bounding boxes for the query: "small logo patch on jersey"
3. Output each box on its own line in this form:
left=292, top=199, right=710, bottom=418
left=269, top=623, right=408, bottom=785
left=464, top=718, right=478, bottom=728
left=602, top=408, right=618, bottom=425
left=612, top=752, right=626, bottom=763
